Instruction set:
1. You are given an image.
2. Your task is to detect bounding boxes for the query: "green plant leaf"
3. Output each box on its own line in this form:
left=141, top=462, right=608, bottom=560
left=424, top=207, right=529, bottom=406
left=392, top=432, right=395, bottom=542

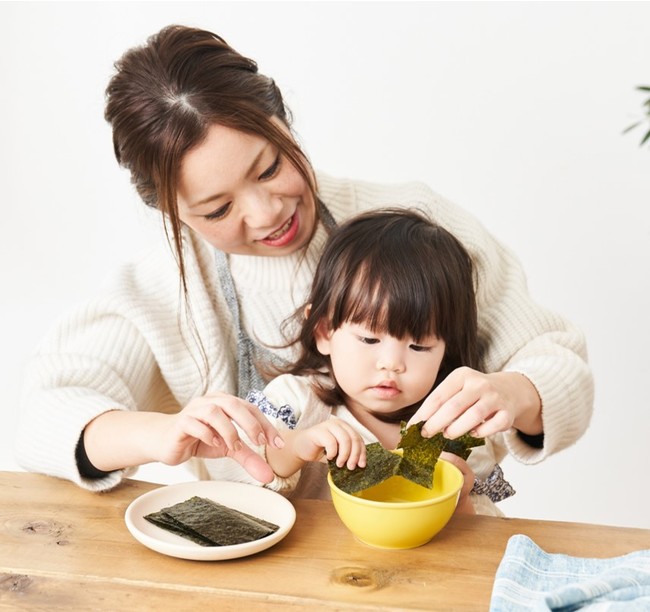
left=640, top=129, right=650, bottom=147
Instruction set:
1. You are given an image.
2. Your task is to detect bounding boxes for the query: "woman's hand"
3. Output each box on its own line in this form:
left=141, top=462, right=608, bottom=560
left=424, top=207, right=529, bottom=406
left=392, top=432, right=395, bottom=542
left=83, top=392, right=284, bottom=484
left=407, top=367, right=542, bottom=439
left=266, top=419, right=366, bottom=478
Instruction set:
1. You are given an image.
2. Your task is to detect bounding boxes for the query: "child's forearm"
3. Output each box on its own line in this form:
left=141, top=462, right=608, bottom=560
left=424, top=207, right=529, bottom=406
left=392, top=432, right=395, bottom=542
left=265, top=430, right=309, bottom=478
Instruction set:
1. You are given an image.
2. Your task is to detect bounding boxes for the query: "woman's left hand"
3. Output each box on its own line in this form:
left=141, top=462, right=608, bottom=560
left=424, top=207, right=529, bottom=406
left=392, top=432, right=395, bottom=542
left=407, top=367, right=542, bottom=440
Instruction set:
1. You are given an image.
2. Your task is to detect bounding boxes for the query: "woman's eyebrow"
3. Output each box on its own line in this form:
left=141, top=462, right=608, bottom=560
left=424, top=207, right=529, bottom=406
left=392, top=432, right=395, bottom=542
left=188, top=145, right=268, bottom=209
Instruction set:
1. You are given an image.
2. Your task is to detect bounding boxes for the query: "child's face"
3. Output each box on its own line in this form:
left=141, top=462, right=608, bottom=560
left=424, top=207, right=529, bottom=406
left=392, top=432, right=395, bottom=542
left=315, top=321, right=445, bottom=416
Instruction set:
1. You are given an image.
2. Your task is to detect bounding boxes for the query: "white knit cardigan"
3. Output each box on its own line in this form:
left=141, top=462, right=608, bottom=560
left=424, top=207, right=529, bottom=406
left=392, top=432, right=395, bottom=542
left=15, top=172, right=594, bottom=492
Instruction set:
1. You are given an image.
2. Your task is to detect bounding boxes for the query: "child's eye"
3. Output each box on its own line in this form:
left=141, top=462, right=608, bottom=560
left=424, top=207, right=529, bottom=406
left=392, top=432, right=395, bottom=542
left=258, top=154, right=281, bottom=180
left=204, top=202, right=232, bottom=221
left=410, top=344, right=432, bottom=352
left=358, top=336, right=380, bottom=345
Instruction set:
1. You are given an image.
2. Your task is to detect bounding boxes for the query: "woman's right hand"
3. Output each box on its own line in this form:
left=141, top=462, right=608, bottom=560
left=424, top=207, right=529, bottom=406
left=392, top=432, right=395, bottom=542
left=83, top=392, right=284, bottom=484
left=156, top=392, right=285, bottom=482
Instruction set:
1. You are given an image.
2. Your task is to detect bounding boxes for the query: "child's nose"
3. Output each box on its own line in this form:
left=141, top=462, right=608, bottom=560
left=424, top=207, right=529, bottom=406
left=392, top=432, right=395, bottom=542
left=376, top=349, right=405, bottom=373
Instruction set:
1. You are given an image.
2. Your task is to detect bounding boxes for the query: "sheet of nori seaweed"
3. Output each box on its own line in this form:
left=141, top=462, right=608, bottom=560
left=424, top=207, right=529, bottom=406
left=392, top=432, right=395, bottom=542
left=144, top=496, right=279, bottom=547
left=396, top=422, right=446, bottom=488
left=442, top=432, right=485, bottom=460
left=329, top=421, right=486, bottom=493
left=328, top=442, right=401, bottom=494
left=144, top=510, right=215, bottom=546
left=397, top=422, right=486, bottom=488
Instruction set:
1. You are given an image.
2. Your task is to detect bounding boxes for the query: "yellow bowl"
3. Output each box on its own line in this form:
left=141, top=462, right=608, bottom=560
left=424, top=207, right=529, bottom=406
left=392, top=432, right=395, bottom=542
left=327, top=459, right=463, bottom=549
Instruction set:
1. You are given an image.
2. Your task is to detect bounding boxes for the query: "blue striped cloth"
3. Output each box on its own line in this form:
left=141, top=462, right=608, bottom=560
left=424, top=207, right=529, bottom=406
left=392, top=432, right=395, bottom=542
left=490, top=534, right=650, bottom=611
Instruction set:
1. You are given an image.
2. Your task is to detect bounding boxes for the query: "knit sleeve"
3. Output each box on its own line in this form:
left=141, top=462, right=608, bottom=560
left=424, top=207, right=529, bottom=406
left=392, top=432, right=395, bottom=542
left=14, top=306, right=159, bottom=491
left=13, top=237, right=227, bottom=492
left=417, top=185, right=594, bottom=463
left=462, top=216, right=593, bottom=463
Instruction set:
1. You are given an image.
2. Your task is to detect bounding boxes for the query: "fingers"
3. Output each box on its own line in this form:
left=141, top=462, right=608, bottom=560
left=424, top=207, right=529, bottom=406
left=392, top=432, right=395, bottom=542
left=227, top=443, right=275, bottom=484
left=407, top=368, right=468, bottom=436
left=409, top=367, right=516, bottom=439
left=176, top=412, right=229, bottom=452
left=186, top=393, right=284, bottom=452
left=302, top=421, right=366, bottom=469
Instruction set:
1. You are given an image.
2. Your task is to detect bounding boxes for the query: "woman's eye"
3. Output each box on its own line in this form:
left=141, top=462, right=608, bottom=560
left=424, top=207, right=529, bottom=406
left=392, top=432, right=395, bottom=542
left=204, top=202, right=232, bottom=221
left=258, top=154, right=281, bottom=180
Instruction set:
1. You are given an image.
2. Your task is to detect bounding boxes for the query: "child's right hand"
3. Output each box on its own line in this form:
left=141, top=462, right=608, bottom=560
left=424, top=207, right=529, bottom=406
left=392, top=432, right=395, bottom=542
left=292, top=419, right=367, bottom=470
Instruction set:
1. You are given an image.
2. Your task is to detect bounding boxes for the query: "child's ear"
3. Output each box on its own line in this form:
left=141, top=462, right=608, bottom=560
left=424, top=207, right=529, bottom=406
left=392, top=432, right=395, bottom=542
left=313, top=319, right=332, bottom=356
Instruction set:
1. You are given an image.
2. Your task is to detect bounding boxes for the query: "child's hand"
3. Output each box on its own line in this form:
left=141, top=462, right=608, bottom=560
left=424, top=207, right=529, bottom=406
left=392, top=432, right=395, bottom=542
left=292, top=419, right=367, bottom=470
left=406, top=367, right=542, bottom=440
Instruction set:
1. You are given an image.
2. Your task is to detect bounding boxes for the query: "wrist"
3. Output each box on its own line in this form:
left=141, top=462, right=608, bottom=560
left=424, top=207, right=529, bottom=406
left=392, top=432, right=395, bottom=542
left=501, top=371, right=543, bottom=435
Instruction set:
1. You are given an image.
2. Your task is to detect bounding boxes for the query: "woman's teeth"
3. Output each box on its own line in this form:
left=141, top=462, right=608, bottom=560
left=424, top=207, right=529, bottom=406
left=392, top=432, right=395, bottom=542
left=267, top=217, right=292, bottom=240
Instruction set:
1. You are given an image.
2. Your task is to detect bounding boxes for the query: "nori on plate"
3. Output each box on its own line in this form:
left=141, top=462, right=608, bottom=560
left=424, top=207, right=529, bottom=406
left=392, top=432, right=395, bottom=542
left=144, top=496, right=279, bottom=547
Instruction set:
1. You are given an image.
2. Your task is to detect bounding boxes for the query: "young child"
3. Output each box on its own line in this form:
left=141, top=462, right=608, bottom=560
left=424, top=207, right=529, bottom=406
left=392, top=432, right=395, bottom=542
left=218, top=208, right=514, bottom=515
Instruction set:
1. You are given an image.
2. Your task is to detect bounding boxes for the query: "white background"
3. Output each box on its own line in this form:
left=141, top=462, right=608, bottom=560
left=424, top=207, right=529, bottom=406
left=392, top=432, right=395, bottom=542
left=2, top=2, right=649, bottom=529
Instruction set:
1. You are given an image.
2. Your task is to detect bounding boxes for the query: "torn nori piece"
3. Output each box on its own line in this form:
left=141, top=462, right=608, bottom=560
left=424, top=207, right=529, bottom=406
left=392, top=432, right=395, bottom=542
left=397, top=422, right=447, bottom=489
left=144, top=496, right=279, bottom=547
left=442, top=431, right=485, bottom=461
left=328, top=442, right=402, bottom=494
left=329, top=421, right=485, bottom=493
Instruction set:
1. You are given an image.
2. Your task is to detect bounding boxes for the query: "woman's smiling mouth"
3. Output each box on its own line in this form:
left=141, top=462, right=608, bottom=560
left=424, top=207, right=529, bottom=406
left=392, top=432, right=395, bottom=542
left=259, top=213, right=299, bottom=247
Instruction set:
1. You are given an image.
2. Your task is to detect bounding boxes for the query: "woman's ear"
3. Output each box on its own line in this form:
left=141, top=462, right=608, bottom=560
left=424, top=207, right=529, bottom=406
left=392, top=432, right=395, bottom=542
left=313, top=319, right=332, bottom=356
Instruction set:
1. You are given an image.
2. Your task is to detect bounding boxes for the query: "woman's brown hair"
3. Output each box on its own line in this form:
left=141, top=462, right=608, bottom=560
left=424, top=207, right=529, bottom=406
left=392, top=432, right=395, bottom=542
left=104, top=25, right=317, bottom=290
left=282, top=208, right=481, bottom=423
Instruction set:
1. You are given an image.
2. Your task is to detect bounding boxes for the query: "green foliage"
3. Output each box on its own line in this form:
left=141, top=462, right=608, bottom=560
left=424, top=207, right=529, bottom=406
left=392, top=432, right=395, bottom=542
left=624, top=85, right=650, bottom=148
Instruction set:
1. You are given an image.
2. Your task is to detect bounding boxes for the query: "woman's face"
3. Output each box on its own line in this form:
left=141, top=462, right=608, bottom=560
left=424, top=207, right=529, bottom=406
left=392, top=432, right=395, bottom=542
left=177, top=122, right=317, bottom=256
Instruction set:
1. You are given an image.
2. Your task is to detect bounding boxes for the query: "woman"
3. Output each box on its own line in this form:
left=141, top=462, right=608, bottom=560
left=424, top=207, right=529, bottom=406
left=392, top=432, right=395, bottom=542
left=14, top=25, right=593, bottom=495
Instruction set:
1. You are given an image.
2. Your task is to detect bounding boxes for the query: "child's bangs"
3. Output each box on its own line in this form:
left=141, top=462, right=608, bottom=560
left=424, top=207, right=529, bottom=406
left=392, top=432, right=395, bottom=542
left=338, top=262, right=439, bottom=342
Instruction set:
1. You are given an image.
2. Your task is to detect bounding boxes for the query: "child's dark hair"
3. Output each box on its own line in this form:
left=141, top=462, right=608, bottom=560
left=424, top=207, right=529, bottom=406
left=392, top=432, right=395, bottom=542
left=281, top=208, right=481, bottom=421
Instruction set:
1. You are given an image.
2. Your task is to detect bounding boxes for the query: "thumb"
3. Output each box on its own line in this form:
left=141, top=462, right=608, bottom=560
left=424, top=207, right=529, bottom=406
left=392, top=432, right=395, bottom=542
left=228, top=443, right=275, bottom=484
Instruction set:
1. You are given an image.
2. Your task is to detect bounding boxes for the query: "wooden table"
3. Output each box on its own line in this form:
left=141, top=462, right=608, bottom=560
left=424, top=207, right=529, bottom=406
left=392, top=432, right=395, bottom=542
left=2, top=471, right=649, bottom=611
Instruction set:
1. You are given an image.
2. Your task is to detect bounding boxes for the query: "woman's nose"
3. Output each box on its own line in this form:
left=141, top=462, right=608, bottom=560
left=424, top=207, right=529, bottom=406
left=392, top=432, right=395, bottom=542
left=240, top=187, right=282, bottom=229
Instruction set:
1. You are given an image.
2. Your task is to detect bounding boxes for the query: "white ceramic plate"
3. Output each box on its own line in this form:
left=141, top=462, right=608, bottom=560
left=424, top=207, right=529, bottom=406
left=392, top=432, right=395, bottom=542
left=125, top=480, right=296, bottom=561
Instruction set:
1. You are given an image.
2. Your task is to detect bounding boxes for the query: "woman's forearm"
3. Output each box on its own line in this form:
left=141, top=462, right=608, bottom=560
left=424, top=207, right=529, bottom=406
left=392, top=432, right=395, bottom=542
left=82, top=409, right=168, bottom=472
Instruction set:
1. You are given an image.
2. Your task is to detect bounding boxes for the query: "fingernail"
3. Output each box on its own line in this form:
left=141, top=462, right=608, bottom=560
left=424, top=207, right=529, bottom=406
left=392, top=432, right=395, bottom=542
left=258, top=433, right=267, bottom=446
left=233, top=440, right=243, bottom=452
left=274, top=436, right=285, bottom=448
